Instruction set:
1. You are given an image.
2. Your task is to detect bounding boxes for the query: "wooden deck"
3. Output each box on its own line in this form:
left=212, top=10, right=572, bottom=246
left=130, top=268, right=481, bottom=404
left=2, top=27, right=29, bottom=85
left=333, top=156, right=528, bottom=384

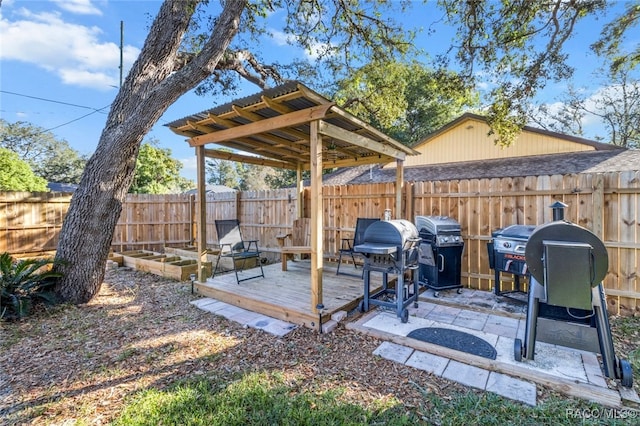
left=194, top=260, right=383, bottom=331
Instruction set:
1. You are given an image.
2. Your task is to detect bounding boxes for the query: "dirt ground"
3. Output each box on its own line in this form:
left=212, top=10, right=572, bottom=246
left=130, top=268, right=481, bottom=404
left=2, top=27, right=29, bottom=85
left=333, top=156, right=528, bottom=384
left=1, top=266, right=637, bottom=424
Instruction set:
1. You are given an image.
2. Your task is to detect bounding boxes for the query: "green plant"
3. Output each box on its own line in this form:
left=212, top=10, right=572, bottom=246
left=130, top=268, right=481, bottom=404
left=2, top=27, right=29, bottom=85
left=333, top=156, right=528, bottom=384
left=0, top=252, right=62, bottom=320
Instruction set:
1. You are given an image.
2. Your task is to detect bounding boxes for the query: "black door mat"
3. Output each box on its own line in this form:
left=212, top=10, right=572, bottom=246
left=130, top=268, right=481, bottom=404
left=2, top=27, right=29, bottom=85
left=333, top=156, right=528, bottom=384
left=407, top=327, right=497, bottom=360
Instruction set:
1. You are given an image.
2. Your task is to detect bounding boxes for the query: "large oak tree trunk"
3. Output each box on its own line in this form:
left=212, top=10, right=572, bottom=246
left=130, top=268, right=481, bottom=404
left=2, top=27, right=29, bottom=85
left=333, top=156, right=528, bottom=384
left=54, top=0, right=246, bottom=303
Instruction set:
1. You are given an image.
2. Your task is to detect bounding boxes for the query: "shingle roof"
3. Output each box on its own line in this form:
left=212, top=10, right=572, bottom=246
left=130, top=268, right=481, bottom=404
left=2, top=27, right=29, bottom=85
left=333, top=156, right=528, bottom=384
left=326, top=149, right=640, bottom=185
left=183, top=185, right=236, bottom=195
left=47, top=182, right=79, bottom=193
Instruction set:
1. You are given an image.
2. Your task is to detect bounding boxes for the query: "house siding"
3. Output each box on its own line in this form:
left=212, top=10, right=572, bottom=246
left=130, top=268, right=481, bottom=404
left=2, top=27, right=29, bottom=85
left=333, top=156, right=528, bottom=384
left=385, top=116, right=596, bottom=169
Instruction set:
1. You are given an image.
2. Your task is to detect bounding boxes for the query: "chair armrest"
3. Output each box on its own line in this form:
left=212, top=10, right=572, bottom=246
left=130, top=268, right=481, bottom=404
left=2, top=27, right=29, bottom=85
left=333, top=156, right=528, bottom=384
left=218, top=242, right=233, bottom=254
left=340, top=238, right=354, bottom=251
left=276, top=233, right=293, bottom=247
left=244, top=240, right=259, bottom=252
left=206, top=245, right=222, bottom=255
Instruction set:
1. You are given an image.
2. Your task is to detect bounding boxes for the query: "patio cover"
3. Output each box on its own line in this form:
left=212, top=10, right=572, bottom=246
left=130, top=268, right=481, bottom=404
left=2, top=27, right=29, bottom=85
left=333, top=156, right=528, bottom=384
left=166, top=81, right=418, bottom=313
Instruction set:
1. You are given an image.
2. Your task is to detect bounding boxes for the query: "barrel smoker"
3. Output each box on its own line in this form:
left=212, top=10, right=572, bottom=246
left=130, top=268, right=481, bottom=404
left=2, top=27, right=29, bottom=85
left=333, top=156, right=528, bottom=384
left=514, top=210, right=633, bottom=388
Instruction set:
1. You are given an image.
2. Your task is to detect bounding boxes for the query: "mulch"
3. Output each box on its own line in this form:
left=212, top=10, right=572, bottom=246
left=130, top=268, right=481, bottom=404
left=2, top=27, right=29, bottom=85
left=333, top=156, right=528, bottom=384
left=1, top=267, right=637, bottom=424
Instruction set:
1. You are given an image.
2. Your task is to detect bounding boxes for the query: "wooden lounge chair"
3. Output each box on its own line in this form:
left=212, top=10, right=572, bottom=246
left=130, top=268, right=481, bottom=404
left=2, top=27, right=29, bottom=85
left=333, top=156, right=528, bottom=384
left=212, top=219, right=264, bottom=284
left=276, top=218, right=311, bottom=271
left=336, top=217, right=380, bottom=276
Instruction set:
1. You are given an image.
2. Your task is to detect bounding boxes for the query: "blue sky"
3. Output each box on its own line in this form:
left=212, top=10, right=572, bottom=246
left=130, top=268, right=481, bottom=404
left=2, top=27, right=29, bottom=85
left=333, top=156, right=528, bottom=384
left=0, top=0, right=633, bottom=182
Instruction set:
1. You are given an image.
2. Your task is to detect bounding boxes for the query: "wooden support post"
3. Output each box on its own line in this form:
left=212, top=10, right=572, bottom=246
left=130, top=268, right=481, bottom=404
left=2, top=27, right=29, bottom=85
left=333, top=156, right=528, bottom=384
left=195, top=146, right=208, bottom=283
left=310, top=120, right=323, bottom=314
left=395, top=159, right=404, bottom=219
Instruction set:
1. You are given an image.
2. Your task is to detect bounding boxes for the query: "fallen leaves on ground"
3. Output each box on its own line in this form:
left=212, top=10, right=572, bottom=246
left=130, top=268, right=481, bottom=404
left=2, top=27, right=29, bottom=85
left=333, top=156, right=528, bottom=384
left=1, top=267, right=637, bottom=424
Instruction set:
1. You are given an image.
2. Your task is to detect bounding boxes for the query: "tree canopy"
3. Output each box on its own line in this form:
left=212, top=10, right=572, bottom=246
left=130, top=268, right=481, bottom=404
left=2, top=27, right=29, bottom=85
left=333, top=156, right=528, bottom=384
left=332, top=61, right=479, bottom=145
left=0, top=148, right=48, bottom=192
left=130, top=139, right=194, bottom=193
left=439, top=0, right=635, bottom=146
left=0, top=119, right=87, bottom=184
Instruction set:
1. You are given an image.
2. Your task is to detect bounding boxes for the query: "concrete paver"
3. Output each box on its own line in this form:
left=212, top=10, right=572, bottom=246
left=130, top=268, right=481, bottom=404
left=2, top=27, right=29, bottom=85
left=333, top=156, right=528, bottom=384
left=452, top=309, right=489, bottom=330
left=427, top=305, right=461, bottom=324
left=191, top=298, right=227, bottom=313
left=482, top=313, right=520, bottom=338
left=215, top=304, right=247, bottom=318
left=485, top=372, right=537, bottom=406
left=362, top=311, right=435, bottom=335
left=191, top=297, right=297, bottom=336
left=405, top=350, right=450, bottom=376
left=442, top=360, right=490, bottom=390
left=373, top=341, right=415, bottom=364
left=409, top=301, right=437, bottom=318
left=228, top=310, right=262, bottom=325
left=582, top=353, right=608, bottom=388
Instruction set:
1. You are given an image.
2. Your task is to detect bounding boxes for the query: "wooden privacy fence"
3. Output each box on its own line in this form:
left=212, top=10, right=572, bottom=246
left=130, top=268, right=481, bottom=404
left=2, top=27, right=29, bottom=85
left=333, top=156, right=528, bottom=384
left=0, top=170, right=638, bottom=315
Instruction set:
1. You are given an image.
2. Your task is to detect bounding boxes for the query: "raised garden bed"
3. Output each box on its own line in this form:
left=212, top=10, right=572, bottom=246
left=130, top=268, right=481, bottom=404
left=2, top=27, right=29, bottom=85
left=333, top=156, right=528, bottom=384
left=164, top=246, right=258, bottom=272
left=116, top=250, right=211, bottom=281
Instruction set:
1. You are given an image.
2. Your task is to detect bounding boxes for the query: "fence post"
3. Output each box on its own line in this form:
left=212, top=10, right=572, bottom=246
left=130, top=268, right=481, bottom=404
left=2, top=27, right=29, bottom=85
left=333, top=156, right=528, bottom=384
left=189, top=194, right=196, bottom=245
left=592, top=174, right=604, bottom=239
left=404, top=181, right=414, bottom=221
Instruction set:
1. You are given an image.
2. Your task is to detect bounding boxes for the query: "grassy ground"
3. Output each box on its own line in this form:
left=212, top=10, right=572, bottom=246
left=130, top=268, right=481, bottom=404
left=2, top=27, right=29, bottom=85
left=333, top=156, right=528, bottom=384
left=1, top=267, right=638, bottom=425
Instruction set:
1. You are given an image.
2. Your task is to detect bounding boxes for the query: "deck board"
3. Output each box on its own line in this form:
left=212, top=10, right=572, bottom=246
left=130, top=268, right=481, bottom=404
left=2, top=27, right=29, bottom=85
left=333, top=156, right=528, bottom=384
left=194, top=260, right=384, bottom=330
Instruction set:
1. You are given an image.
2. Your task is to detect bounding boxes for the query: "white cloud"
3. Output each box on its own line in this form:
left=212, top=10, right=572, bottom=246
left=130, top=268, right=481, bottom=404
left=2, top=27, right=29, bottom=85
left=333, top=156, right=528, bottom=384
left=59, top=68, right=115, bottom=88
left=270, top=30, right=292, bottom=46
left=179, top=156, right=198, bottom=180
left=268, top=28, right=333, bottom=60
left=0, top=8, right=139, bottom=90
left=51, top=0, right=103, bottom=16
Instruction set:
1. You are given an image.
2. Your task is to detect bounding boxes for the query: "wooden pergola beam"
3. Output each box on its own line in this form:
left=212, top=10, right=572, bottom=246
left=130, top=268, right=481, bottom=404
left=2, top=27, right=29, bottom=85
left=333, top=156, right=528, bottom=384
left=188, top=104, right=334, bottom=147
left=319, top=121, right=406, bottom=160
left=204, top=148, right=299, bottom=169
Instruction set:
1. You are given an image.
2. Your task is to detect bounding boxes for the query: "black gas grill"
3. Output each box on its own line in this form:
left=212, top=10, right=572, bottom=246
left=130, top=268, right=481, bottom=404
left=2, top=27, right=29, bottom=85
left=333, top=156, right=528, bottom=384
left=415, top=215, right=464, bottom=297
left=354, top=219, right=421, bottom=323
left=487, top=224, right=536, bottom=299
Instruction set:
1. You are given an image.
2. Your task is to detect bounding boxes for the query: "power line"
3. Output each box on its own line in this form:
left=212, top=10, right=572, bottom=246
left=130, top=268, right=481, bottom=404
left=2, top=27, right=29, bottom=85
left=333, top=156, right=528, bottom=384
left=0, top=89, right=110, bottom=113
left=43, top=105, right=111, bottom=133
left=1, top=89, right=112, bottom=135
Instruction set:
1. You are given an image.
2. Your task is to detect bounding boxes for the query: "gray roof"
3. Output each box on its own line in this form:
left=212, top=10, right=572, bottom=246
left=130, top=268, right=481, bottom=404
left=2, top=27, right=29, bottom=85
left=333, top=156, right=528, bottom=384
left=47, top=182, right=79, bottom=193
left=325, top=150, right=640, bottom=185
left=183, top=185, right=236, bottom=195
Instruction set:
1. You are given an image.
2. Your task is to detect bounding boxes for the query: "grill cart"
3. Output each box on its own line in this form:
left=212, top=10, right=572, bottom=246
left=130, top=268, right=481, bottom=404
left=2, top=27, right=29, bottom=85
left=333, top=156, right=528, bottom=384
left=355, top=219, right=421, bottom=323
left=415, top=215, right=464, bottom=297
left=487, top=224, right=536, bottom=300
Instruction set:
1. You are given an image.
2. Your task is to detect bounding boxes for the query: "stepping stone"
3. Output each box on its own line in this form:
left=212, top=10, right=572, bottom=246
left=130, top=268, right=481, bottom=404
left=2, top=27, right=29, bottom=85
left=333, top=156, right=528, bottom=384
left=485, top=372, right=537, bottom=406
left=373, top=342, right=414, bottom=364
left=191, top=297, right=296, bottom=336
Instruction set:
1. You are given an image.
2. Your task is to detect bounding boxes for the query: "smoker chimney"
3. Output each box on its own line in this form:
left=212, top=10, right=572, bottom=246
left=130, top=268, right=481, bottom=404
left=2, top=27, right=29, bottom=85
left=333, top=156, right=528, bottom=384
left=550, top=201, right=568, bottom=221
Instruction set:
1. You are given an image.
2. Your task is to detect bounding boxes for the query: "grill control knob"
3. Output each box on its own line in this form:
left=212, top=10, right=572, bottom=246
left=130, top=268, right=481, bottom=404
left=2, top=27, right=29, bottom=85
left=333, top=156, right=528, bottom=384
left=503, top=242, right=511, bottom=248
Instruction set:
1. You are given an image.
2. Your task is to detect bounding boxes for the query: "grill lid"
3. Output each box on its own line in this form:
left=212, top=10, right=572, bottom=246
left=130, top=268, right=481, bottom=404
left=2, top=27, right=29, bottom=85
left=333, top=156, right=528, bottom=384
left=355, top=219, right=419, bottom=253
left=492, top=225, right=537, bottom=240
left=415, top=215, right=461, bottom=235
